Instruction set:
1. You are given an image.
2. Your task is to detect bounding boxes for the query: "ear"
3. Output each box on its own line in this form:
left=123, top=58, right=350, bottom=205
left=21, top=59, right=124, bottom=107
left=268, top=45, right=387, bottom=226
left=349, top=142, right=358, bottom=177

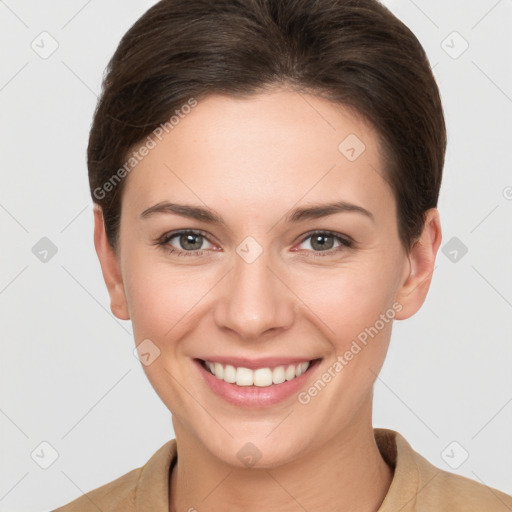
left=93, top=204, right=130, bottom=320
left=395, top=208, right=442, bottom=320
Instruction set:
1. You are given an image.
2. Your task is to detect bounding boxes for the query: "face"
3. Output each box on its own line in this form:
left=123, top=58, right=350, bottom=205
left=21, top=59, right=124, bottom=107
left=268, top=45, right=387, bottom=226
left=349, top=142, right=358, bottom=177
left=95, top=88, right=440, bottom=468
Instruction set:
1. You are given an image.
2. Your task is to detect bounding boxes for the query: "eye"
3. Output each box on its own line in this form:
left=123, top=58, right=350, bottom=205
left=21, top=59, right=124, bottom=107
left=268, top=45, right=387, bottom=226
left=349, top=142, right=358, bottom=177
left=295, top=230, right=353, bottom=257
left=156, top=229, right=217, bottom=257
left=155, top=229, right=353, bottom=258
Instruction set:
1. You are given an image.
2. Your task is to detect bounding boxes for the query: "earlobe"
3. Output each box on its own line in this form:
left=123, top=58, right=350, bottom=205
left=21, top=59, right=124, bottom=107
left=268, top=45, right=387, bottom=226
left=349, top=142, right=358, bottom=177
left=93, top=205, right=130, bottom=320
left=395, top=208, right=442, bottom=320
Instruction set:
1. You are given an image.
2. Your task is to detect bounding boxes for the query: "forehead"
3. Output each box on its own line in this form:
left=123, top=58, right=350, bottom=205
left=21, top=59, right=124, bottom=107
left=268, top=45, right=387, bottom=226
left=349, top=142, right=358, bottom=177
left=121, top=89, right=395, bottom=224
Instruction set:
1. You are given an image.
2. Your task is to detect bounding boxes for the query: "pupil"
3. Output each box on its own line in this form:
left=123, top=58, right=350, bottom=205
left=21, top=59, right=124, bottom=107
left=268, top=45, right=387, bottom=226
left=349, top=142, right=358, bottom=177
left=312, top=234, right=333, bottom=251
left=181, top=233, right=202, bottom=250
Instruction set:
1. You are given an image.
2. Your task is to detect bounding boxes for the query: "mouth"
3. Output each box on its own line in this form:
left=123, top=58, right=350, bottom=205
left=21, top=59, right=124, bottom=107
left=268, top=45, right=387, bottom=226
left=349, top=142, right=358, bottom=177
left=197, top=358, right=321, bottom=387
left=194, top=356, right=323, bottom=407
left=194, top=356, right=324, bottom=407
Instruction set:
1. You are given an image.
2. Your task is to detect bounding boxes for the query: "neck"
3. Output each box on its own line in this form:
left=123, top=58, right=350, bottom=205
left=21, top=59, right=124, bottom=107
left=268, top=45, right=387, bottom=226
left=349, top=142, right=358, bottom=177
left=169, top=400, right=393, bottom=512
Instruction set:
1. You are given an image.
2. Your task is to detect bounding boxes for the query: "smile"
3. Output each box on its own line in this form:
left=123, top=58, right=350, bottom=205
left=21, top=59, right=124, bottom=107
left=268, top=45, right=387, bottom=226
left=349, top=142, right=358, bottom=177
left=201, top=359, right=312, bottom=387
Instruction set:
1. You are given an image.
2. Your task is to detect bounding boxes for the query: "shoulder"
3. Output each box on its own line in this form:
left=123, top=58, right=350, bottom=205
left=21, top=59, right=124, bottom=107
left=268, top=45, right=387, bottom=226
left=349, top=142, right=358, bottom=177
left=375, top=428, right=512, bottom=512
left=413, top=448, right=512, bottom=511
left=51, top=439, right=177, bottom=512
left=52, top=467, right=141, bottom=512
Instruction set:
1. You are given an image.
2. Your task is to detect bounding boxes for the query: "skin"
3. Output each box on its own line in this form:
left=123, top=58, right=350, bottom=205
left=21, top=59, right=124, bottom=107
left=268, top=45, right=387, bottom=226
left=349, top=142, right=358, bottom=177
left=94, top=88, right=442, bottom=512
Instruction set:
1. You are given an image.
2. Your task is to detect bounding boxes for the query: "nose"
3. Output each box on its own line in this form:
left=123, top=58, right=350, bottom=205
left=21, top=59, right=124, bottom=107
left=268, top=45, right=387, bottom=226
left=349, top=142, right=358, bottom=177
left=213, top=250, right=296, bottom=341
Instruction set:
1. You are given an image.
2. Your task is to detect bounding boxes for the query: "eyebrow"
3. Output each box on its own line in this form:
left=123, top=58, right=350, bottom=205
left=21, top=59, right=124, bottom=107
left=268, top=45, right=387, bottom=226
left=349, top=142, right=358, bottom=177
left=140, top=200, right=374, bottom=224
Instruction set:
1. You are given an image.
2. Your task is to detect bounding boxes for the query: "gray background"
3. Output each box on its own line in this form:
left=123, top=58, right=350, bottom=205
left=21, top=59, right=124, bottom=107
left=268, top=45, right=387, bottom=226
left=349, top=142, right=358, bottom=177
left=1, top=1, right=511, bottom=510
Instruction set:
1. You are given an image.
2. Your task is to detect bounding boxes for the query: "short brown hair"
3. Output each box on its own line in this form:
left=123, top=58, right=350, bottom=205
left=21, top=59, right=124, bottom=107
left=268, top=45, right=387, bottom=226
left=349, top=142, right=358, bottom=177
left=88, top=0, right=446, bottom=252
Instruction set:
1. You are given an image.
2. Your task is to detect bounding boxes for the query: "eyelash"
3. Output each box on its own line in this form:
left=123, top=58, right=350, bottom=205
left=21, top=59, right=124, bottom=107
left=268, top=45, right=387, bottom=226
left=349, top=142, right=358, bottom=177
left=155, top=229, right=354, bottom=258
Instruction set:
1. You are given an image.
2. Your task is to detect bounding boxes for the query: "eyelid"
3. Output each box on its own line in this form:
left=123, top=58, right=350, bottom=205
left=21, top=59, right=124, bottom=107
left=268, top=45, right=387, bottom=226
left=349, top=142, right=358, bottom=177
left=295, top=229, right=354, bottom=247
left=155, top=228, right=217, bottom=254
left=158, top=228, right=216, bottom=244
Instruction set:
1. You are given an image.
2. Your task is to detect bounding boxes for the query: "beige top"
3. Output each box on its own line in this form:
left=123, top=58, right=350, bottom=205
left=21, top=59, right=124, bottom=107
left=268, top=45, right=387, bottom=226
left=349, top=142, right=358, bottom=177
left=53, top=428, right=512, bottom=511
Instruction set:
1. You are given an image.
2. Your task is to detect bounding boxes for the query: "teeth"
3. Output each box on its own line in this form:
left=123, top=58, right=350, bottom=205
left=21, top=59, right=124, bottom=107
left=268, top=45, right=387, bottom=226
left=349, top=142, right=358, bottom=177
left=223, top=364, right=236, bottom=383
left=236, top=367, right=255, bottom=386
left=204, top=360, right=312, bottom=387
left=214, top=362, right=223, bottom=379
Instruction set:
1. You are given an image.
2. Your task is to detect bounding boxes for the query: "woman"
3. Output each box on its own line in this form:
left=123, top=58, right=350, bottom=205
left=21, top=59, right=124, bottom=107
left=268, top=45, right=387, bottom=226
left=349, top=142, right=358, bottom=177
left=54, top=0, right=512, bottom=510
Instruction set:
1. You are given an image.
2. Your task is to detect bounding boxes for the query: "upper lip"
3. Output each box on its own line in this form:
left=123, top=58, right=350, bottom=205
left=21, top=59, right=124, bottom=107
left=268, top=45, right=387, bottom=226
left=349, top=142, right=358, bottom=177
left=197, top=356, right=320, bottom=370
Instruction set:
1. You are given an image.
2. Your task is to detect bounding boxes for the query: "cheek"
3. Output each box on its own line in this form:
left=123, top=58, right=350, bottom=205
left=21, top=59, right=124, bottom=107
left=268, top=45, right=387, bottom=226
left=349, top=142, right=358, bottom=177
left=123, top=261, right=215, bottom=407
left=131, top=271, right=211, bottom=340
left=292, top=259, right=397, bottom=341
left=123, top=255, right=215, bottom=342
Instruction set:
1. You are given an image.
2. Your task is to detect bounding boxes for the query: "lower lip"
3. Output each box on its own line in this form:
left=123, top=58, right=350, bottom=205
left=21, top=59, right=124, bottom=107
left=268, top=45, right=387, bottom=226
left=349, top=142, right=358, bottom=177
left=194, top=358, right=322, bottom=408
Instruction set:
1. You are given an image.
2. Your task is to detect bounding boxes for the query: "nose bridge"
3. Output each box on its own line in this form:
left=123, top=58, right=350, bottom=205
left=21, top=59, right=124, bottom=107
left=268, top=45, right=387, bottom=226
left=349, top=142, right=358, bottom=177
left=213, top=245, right=295, bottom=340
